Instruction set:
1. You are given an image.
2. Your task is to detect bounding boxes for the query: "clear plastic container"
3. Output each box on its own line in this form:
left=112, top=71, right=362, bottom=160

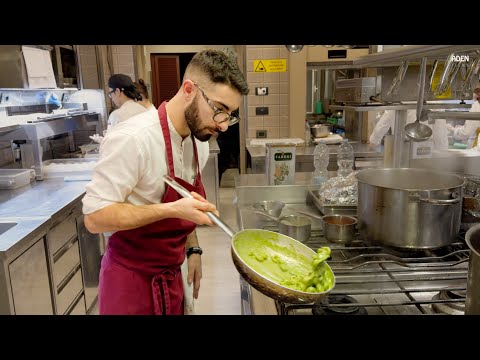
left=312, top=143, right=329, bottom=185
left=337, top=139, right=354, bottom=178
left=42, top=159, right=97, bottom=179
left=0, top=169, right=35, bottom=190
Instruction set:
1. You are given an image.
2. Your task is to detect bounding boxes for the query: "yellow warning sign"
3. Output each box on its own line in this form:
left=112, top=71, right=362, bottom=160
left=254, top=59, right=287, bottom=73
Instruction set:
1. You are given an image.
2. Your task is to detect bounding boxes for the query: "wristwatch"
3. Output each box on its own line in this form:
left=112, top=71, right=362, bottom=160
left=186, top=246, right=203, bottom=258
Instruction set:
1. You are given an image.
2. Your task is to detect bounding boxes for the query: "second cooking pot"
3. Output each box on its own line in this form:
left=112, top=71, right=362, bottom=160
left=356, top=168, right=464, bottom=249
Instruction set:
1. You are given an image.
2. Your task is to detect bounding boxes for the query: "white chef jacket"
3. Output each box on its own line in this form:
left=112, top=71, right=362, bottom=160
left=106, top=100, right=147, bottom=132
left=369, top=109, right=448, bottom=150
left=453, top=101, right=480, bottom=141
left=82, top=109, right=210, bottom=215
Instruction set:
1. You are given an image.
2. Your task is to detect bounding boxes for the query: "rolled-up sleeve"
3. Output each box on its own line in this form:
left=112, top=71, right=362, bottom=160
left=82, top=130, right=145, bottom=214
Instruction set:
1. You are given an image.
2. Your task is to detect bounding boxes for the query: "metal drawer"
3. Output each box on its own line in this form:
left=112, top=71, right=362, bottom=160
left=49, top=213, right=77, bottom=255
left=56, top=267, right=84, bottom=315
left=68, top=294, right=86, bottom=315
left=53, top=239, right=80, bottom=287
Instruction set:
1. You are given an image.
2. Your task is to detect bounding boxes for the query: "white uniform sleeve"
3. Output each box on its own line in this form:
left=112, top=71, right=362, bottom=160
left=106, top=111, right=119, bottom=133
left=82, top=130, right=145, bottom=214
left=369, top=110, right=394, bottom=145
left=453, top=102, right=480, bottom=140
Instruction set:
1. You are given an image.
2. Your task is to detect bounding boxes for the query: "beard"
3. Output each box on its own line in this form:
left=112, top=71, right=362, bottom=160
left=184, top=97, right=218, bottom=142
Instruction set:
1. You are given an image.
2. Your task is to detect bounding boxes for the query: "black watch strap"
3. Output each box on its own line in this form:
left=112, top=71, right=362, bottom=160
left=186, top=246, right=203, bottom=258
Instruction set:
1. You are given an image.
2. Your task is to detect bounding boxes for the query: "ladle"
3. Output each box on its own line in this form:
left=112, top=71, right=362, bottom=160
left=404, top=57, right=433, bottom=141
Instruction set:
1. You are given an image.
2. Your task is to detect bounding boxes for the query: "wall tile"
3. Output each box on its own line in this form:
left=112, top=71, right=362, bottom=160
left=247, top=95, right=264, bottom=106
left=279, top=72, right=289, bottom=82
left=264, top=83, right=279, bottom=94
left=248, top=106, right=258, bottom=117
left=247, top=48, right=262, bottom=60
left=280, top=115, right=289, bottom=127
left=263, top=72, right=279, bottom=82
left=279, top=127, right=289, bottom=138
left=279, top=94, right=289, bottom=105
left=248, top=128, right=262, bottom=138
left=263, top=94, right=279, bottom=105
left=279, top=47, right=289, bottom=58
left=247, top=72, right=264, bottom=83
left=249, top=82, right=263, bottom=94
left=279, top=105, right=289, bottom=116
left=262, top=48, right=280, bottom=59
left=264, top=127, right=279, bottom=138
left=279, top=82, right=289, bottom=94
left=264, top=115, right=279, bottom=127
left=248, top=116, right=264, bottom=128
left=267, top=105, right=279, bottom=116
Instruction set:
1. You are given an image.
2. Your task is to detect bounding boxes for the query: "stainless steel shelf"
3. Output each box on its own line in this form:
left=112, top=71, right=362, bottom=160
left=428, top=111, right=480, bottom=121
left=330, top=103, right=472, bottom=112
left=308, top=45, right=480, bottom=70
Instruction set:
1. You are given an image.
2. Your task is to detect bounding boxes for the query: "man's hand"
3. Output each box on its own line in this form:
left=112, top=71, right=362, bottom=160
left=187, top=253, right=202, bottom=299
left=168, top=194, right=219, bottom=226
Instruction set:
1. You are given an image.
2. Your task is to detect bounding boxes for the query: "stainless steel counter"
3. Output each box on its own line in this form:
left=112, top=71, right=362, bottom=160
left=0, top=178, right=87, bottom=254
left=246, top=142, right=383, bottom=174
left=209, top=137, right=220, bottom=154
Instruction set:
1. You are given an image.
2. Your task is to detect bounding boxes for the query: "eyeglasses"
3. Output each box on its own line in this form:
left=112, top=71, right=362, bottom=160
left=193, top=82, right=239, bottom=126
left=107, top=89, right=116, bottom=99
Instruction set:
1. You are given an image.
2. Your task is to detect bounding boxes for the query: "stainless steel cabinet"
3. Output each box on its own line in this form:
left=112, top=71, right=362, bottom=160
left=76, top=213, right=103, bottom=313
left=8, top=237, right=54, bottom=314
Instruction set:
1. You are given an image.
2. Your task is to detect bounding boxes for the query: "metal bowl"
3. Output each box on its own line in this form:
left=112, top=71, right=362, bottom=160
left=310, top=124, right=331, bottom=138
left=323, top=215, right=357, bottom=243
left=253, top=200, right=285, bottom=218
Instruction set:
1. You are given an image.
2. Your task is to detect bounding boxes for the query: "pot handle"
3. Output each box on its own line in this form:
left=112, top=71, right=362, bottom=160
left=417, top=192, right=461, bottom=205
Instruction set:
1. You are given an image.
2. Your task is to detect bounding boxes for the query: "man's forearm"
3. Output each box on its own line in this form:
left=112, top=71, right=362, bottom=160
left=185, top=230, right=199, bottom=249
left=85, top=202, right=174, bottom=234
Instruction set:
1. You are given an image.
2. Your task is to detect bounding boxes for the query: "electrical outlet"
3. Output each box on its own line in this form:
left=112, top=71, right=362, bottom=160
left=256, top=106, right=269, bottom=115
left=255, top=87, right=268, bottom=96
left=256, top=130, right=267, bottom=138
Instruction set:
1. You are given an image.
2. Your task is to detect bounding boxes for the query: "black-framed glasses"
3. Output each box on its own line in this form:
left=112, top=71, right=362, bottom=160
left=107, top=89, right=116, bottom=99
left=193, top=82, right=239, bottom=126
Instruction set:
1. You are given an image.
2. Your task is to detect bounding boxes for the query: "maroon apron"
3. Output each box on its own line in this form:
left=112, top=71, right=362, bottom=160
left=99, top=101, right=206, bottom=315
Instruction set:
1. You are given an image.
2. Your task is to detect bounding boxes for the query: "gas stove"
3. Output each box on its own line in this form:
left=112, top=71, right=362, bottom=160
left=274, top=229, right=469, bottom=315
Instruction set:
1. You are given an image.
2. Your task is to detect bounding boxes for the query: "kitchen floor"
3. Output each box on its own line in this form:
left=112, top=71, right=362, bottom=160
left=89, top=169, right=242, bottom=315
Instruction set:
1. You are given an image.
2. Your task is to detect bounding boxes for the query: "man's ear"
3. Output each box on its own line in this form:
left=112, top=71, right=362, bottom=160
left=182, top=80, right=195, bottom=100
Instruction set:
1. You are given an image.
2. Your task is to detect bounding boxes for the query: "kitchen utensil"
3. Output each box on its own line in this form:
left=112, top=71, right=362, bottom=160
left=310, top=124, right=331, bottom=138
left=465, top=223, right=480, bottom=314
left=162, top=175, right=335, bottom=304
left=322, top=215, right=357, bottom=243
left=252, top=200, right=285, bottom=218
left=405, top=57, right=433, bottom=141
left=356, top=168, right=464, bottom=249
left=255, top=212, right=311, bottom=243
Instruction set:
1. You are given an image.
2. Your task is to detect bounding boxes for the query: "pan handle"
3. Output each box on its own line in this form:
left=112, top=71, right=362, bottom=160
left=163, top=175, right=235, bottom=238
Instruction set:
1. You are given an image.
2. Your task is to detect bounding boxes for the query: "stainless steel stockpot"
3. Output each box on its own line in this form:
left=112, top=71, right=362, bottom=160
left=356, top=168, right=464, bottom=249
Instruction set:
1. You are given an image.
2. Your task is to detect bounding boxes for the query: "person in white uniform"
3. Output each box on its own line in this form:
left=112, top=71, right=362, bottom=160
left=82, top=49, right=250, bottom=315
left=89, top=74, right=147, bottom=143
left=447, top=84, right=480, bottom=147
left=368, top=109, right=449, bottom=151
left=135, top=78, right=157, bottom=113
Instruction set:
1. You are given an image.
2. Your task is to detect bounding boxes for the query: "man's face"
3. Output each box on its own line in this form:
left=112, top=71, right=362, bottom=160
left=184, top=82, right=242, bottom=142
left=184, top=93, right=218, bottom=142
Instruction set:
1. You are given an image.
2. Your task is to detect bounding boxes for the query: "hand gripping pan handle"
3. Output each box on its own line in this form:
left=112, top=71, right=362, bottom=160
left=163, top=175, right=235, bottom=237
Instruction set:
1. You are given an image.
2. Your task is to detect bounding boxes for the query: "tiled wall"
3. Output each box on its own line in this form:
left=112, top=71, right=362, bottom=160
left=246, top=45, right=289, bottom=139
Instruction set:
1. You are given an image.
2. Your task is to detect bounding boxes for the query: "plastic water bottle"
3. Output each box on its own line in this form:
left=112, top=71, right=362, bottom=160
left=337, top=139, right=354, bottom=178
left=312, top=142, right=329, bottom=185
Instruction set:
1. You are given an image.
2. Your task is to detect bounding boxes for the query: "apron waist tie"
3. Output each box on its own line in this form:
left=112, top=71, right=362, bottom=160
left=151, top=269, right=179, bottom=315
